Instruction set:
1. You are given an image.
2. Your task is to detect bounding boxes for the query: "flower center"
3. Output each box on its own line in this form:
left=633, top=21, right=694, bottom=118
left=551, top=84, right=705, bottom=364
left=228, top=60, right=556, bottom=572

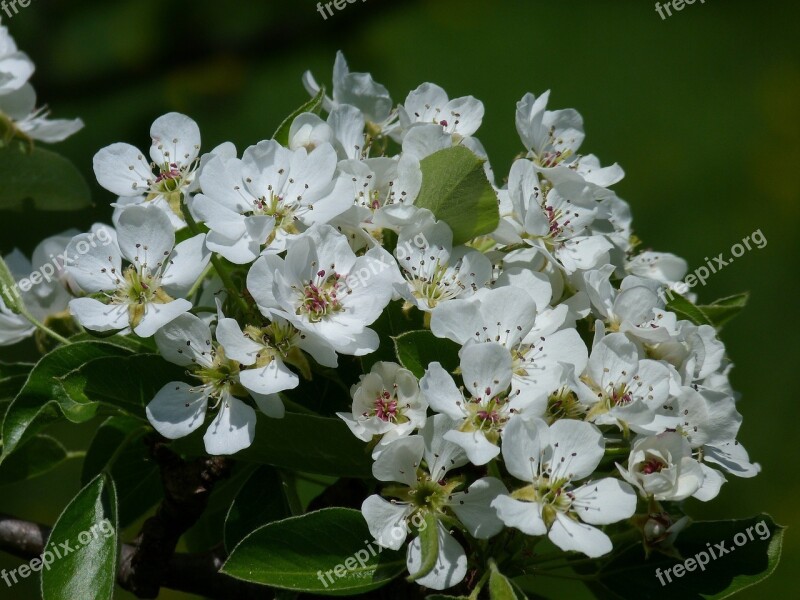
left=298, top=270, right=343, bottom=322
left=374, top=390, right=399, bottom=422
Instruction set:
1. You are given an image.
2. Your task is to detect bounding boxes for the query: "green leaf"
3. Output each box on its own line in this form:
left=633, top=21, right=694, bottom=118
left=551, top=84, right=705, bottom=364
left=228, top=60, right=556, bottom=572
left=0, top=434, right=70, bottom=485
left=224, top=465, right=291, bottom=551
left=408, top=512, right=440, bottom=582
left=81, top=416, right=161, bottom=528
left=394, top=330, right=461, bottom=379
left=590, top=514, right=784, bottom=599
left=1, top=341, right=132, bottom=461
left=41, top=473, right=118, bottom=600
left=426, top=596, right=471, bottom=600
left=62, top=353, right=187, bottom=418
left=222, top=508, right=405, bottom=595
left=0, top=145, right=92, bottom=211
left=489, top=559, right=527, bottom=599
left=665, top=295, right=713, bottom=327
left=696, top=293, right=749, bottom=329
left=415, top=145, right=499, bottom=245
left=176, top=411, right=373, bottom=478
left=272, top=86, right=326, bottom=147
left=0, top=254, right=23, bottom=313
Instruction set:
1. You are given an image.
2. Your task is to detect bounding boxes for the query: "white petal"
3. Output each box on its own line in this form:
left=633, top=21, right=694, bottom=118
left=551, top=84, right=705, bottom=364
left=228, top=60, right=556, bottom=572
left=501, top=416, right=548, bottom=483
left=420, top=363, right=465, bottom=420
left=372, top=436, right=425, bottom=486
left=361, top=495, right=412, bottom=551
left=116, top=204, right=175, bottom=268
left=448, top=477, right=507, bottom=539
left=548, top=512, right=612, bottom=558
left=239, top=359, right=299, bottom=396
left=250, top=392, right=286, bottom=419
left=68, top=298, right=129, bottom=333
left=146, top=382, right=209, bottom=439
left=154, top=312, right=214, bottom=367
left=65, top=233, right=122, bottom=293
left=203, top=395, right=256, bottom=455
left=693, top=464, right=726, bottom=502
left=421, top=414, right=468, bottom=477
left=93, top=143, right=152, bottom=197
left=149, top=112, right=201, bottom=166
left=491, top=495, right=546, bottom=536
left=134, top=298, right=192, bottom=338
left=215, top=317, right=261, bottom=365
left=406, top=522, right=468, bottom=590
left=548, top=419, right=604, bottom=481
left=570, top=478, right=637, bottom=525
left=460, top=342, right=512, bottom=401
left=443, top=429, right=499, bottom=466
left=161, top=234, right=211, bottom=296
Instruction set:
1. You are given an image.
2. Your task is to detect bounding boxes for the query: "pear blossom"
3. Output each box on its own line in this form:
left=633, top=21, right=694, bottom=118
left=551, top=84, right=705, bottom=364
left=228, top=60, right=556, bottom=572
left=66, top=205, right=210, bottom=337
left=502, top=159, right=613, bottom=273
left=0, top=83, right=83, bottom=143
left=396, top=82, right=485, bottom=141
left=247, top=224, right=398, bottom=356
left=0, top=25, right=33, bottom=96
left=430, top=285, right=588, bottom=398
left=145, top=313, right=259, bottom=455
left=492, top=417, right=637, bottom=557
left=576, top=332, right=679, bottom=435
left=362, top=415, right=507, bottom=590
left=394, top=214, right=492, bottom=314
left=420, top=342, right=546, bottom=465
left=0, top=232, right=77, bottom=345
left=193, top=140, right=353, bottom=262
left=337, top=361, right=427, bottom=454
left=302, top=51, right=396, bottom=134
left=93, top=113, right=202, bottom=228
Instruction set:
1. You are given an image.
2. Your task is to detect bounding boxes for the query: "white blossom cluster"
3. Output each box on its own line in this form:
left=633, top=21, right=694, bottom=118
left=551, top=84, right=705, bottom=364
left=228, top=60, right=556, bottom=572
left=0, top=49, right=760, bottom=591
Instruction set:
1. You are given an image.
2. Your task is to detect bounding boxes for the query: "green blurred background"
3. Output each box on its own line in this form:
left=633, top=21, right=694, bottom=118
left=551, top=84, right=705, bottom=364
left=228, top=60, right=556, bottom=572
left=1, top=0, right=798, bottom=598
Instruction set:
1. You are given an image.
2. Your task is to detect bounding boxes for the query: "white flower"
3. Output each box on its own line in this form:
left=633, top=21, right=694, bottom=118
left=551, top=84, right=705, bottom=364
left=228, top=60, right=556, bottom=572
left=394, top=214, right=492, bottom=313
left=361, top=415, right=506, bottom=589
left=289, top=104, right=366, bottom=161
left=617, top=432, right=706, bottom=501
left=145, top=314, right=257, bottom=455
left=193, top=140, right=353, bottom=262
left=626, top=251, right=688, bottom=286
left=0, top=233, right=72, bottom=346
left=503, top=159, right=613, bottom=273
left=0, top=83, right=83, bottom=143
left=582, top=268, right=679, bottom=343
left=66, top=205, right=209, bottom=337
left=214, top=315, right=306, bottom=418
left=420, top=342, right=545, bottom=465
left=247, top=224, right=398, bottom=356
left=93, top=113, right=201, bottom=227
left=337, top=361, right=427, bottom=453
left=302, top=51, right=396, bottom=133
left=430, top=285, right=588, bottom=399
left=493, top=417, right=637, bottom=557
left=396, top=82, right=484, bottom=141
left=515, top=91, right=584, bottom=169
left=0, top=25, right=33, bottom=96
